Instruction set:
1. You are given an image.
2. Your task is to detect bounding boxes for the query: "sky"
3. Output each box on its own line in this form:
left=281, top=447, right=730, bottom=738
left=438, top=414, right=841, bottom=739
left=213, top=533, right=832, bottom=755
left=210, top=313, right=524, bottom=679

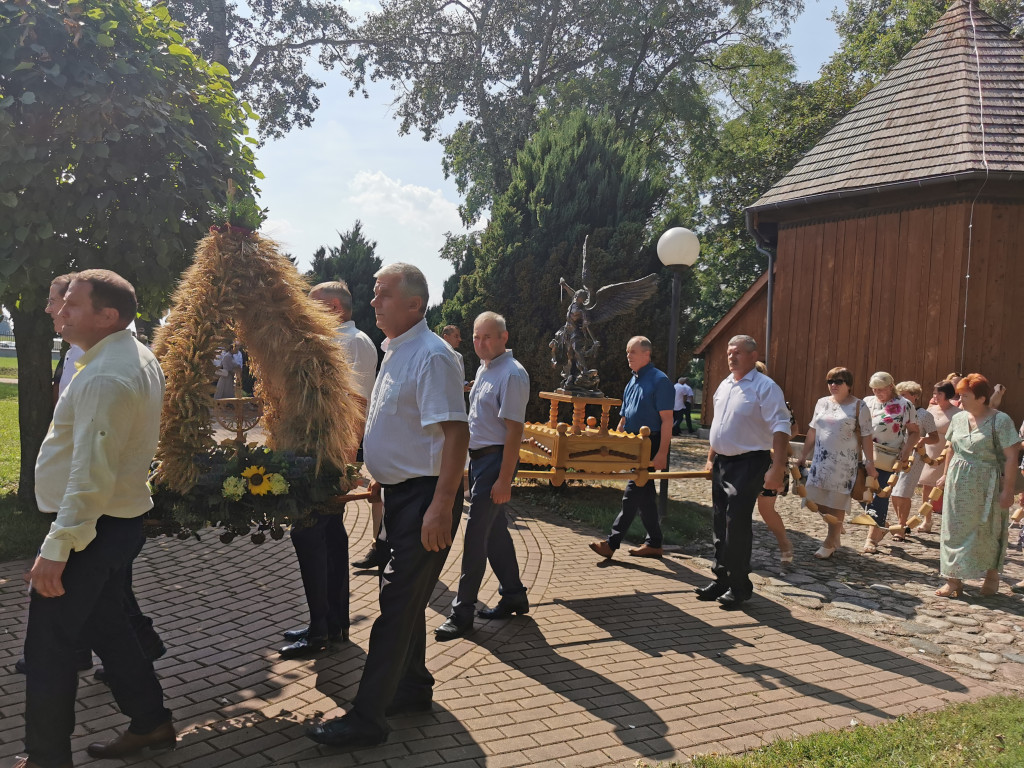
left=255, top=1, right=842, bottom=304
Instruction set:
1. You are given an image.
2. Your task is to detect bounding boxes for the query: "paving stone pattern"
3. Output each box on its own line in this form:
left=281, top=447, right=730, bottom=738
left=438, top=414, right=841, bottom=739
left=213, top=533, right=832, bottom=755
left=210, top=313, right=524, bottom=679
left=1, top=434, right=1020, bottom=767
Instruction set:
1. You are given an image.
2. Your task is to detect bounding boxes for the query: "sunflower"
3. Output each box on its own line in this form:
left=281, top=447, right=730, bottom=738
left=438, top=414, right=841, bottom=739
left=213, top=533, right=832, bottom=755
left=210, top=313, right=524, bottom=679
left=241, top=465, right=271, bottom=496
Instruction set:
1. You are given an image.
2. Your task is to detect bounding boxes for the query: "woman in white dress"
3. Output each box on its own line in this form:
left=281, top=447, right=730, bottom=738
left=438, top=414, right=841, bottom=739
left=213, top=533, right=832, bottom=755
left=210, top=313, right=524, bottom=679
left=890, top=381, right=940, bottom=540
left=915, top=380, right=960, bottom=533
left=797, top=367, right=877, bottom=559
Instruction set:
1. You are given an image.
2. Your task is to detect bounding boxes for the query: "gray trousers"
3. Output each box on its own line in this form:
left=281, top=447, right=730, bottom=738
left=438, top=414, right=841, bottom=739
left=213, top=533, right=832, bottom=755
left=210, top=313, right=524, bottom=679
left=450, top=449, right=526, bottom=623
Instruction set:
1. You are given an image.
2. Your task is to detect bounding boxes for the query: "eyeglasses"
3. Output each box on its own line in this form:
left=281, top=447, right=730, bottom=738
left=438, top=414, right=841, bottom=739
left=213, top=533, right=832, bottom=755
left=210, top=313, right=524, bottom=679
left=826, top=379, right=847, bottom=386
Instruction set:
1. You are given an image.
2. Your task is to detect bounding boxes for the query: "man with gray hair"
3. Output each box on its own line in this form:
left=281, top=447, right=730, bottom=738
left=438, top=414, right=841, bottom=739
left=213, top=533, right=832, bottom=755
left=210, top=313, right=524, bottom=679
left=699, top=335, right=790, bottom=609
left=589, top=336, right=674, bottom=559
left=307, top=262, right=469, bottom=748
left=435, top=311, right=531, bottom=640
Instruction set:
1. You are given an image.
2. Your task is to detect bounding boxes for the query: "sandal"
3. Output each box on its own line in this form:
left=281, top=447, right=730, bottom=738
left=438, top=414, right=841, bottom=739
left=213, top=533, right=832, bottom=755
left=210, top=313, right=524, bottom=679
left=981, top=576, right=1001, bottom=597
left=1011, top=582, right=1024, bottom=594
left=862, top=542, right=878, bottom=554
left=892, top=534, right=905, bottom=542
left=935, top=580, right=963, bottom=598
left=814, top=545, right=836, bottom=560
left=779, top=548, right=794, bottom=565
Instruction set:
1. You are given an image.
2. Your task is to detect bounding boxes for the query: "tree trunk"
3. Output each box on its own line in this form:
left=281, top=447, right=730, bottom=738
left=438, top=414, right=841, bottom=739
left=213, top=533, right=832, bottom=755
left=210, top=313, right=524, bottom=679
left=9, top=302, right=54, bottom=510
left=208, top=0, right=231, bottom=70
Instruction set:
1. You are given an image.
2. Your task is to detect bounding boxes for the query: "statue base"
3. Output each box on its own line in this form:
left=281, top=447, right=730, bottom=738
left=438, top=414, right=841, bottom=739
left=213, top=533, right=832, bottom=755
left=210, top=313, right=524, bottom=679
left=555, top=387, right=605, bottom=398
left=519, top=391, right=652, bottom=487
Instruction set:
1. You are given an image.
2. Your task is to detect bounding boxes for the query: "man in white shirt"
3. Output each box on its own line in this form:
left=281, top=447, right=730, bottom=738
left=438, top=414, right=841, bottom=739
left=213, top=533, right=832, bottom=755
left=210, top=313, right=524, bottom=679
left=278, top=281, right=380, bottom=658
left=307, top=263, right=469, bottom=749
left=699, top=335, right=790, bottom=609
left=673, top=377, right=696, bottom=435
left=435, top=312, right=530, bottom=641
left=21, top=270, right=174, bottom=768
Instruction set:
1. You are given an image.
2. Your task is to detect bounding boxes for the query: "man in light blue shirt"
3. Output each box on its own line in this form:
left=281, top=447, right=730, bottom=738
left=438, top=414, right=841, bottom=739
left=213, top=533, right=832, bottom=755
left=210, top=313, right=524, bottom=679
left=435, top=312, right=531, bottom=640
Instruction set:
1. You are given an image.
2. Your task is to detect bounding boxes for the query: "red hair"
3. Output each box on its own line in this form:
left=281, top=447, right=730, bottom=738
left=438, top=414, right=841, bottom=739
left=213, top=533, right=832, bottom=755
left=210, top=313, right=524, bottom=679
left=955, top=373, right=991, bottom=405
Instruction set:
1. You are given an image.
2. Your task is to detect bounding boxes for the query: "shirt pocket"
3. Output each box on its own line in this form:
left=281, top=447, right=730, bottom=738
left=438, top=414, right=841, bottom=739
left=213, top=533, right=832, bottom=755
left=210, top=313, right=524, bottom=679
left=374, top=375, right=402, bottom=416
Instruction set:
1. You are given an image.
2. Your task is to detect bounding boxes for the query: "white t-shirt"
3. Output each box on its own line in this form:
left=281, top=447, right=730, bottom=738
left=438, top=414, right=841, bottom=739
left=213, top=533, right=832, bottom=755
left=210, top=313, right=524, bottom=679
left=335, top=320, right=378, bottom=403
left=363, top=319, right=468, bottom=485
left=673, top=382, right=693, bottom=410
left=57, top=344, right=84, bottom=397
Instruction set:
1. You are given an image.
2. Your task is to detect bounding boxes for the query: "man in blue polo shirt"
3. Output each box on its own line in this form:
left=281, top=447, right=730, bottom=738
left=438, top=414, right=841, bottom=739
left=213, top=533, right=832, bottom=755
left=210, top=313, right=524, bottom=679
left=589, top=336, right=674, bottom=559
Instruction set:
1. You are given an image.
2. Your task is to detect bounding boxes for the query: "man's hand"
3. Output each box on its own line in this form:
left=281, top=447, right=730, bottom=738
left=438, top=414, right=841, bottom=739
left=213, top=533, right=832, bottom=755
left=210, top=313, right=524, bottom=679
left=28, top=556, right=66, bottom=598
left=491, top=477, right=513, bottom=505
left=763, top=463, right=785, bottom=492
left=367, top=480, right=382, bottom=503
left=704, top=459, right=713, bottom=473
left=652, top=451, right=668, bottom=472
left=421, top=500, right=454, bottom=552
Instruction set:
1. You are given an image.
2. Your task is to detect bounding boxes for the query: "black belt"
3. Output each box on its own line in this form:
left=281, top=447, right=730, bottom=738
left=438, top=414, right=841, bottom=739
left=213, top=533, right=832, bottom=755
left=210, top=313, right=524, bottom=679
left=469, top=445, right=503, bottom=460
left=716, top=450, right=771, bottom=462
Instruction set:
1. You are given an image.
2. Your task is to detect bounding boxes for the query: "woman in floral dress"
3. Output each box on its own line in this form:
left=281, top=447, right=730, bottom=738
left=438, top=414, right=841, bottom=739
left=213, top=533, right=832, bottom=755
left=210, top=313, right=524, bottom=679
left=863, top=372, right=920, bottom=553
left=936, top=374, right=1020, bottom=597
left=797, top=367, right=876, bottom=559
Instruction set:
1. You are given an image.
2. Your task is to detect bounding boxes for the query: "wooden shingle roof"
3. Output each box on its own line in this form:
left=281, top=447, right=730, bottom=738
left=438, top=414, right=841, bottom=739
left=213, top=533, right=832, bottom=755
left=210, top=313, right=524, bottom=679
left=749, top=0, right=1024, bottom=212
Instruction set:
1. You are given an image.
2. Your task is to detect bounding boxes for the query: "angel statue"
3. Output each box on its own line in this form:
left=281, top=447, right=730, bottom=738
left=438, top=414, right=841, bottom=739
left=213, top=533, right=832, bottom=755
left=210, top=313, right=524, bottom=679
left=550, top=237, right=659, bottom=395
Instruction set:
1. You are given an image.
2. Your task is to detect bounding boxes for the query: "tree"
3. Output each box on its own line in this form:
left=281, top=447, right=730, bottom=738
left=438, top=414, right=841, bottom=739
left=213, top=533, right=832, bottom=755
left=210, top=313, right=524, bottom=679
left=306, top=220, right=384, bottom=351
left=356, top=0, right=803, bottom=225
left=439, top=111, right=672, bottom=418
left=0, top=0, right=260, bottom=506
left=163, top=0, right=362, bottom=139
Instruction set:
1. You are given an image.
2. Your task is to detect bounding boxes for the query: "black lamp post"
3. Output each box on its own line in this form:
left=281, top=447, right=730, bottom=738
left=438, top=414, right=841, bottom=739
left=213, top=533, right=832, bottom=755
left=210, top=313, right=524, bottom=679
left=656, top=227, right=700, bottom=519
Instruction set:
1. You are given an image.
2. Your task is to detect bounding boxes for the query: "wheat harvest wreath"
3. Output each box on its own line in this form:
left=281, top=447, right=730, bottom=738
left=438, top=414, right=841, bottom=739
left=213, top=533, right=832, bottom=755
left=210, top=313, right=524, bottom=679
left=146, top=218, right=362, bottom=543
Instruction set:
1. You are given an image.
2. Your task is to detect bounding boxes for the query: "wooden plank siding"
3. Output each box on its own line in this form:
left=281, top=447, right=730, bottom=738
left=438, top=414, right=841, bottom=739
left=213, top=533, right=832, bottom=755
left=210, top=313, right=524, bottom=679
left=700, top=199, right=1024, bottom=433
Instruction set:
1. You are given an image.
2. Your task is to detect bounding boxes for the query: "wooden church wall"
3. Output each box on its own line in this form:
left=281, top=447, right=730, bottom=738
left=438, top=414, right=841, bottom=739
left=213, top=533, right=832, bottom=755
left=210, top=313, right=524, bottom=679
left=766, top=199, right=1024, bottom=432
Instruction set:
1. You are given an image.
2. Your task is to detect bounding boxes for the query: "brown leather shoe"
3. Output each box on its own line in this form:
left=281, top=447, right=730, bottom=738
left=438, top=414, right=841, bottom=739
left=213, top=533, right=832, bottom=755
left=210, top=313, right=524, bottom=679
left=86, top=720, right=176, bottom=758
left=589, top=540, right=614, bottom=558
left=628, top=545, right=663, bottom=558
left=12, top=758, right=70, bottom=768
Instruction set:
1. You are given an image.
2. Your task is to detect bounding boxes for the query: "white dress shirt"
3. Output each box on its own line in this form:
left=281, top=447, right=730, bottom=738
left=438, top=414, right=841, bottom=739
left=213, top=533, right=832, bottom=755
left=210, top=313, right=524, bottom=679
left=363, top=319, right=468, bottom=485
left=36, top=330, right=165, bottom=561
left=57, top=343, right=84, bottom=397
left=709, top=368, right=791, bottom=456
left=335, top=320, right=378, bottom=402
left=468, top=350, right=530, bottom=450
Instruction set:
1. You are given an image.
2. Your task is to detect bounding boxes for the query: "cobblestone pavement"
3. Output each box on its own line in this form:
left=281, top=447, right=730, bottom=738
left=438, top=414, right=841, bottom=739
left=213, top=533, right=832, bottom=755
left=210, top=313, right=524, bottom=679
left=0, top=433, right=1019, bottom=768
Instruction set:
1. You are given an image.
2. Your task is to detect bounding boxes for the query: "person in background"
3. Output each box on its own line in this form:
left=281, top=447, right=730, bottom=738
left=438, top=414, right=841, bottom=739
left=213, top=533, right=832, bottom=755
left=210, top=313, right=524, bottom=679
left=862, top=372, right=919, bottom=554
left=589, top=336, right=673, bottom=560
left=890, top=381, right=939, bottom=541
left=435, top=311, right=530, bottom=641
left=935, top=374, right=1019, bottom=598
left=441, top=324, right=472, bottom=393
left=917, top=380, right=961, bottom=534
left=673, top=377, right=696, bottom=435
left=752, top=361, right=794, bottom=565
left=699, top=335, right=790, bottom=609
left=798, top=367, right=876, bottom=559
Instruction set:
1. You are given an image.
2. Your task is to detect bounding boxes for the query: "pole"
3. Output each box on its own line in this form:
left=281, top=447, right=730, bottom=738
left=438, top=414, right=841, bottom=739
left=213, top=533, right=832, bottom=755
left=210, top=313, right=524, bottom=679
left=659, top=269, right=681, bottom=520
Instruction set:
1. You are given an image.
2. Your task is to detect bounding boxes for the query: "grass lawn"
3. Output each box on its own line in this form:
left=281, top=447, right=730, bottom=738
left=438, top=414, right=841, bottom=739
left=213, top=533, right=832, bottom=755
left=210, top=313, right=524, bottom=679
left=515, top=477, right=712, bottom=546
left=0, top=383, right=50, bottom=562
left=0, top=357, right=60, bottom=379
left=663, top=695, right=1024, bottom=768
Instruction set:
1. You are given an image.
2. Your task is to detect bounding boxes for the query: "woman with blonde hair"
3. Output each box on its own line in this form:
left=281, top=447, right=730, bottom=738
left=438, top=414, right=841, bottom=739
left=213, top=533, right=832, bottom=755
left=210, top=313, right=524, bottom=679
left=862, top=372, right=919, bottom=553
left=798, top=367, right=876, bottom=559
left=890, top=381, right=940, bottom=540
left=936, top=374, right=1019, bottom=597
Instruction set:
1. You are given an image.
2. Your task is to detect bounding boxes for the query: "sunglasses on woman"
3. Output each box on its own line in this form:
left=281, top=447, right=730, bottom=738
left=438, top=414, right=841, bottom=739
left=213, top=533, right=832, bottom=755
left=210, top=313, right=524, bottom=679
left=826, top=379, right=847, bottom=386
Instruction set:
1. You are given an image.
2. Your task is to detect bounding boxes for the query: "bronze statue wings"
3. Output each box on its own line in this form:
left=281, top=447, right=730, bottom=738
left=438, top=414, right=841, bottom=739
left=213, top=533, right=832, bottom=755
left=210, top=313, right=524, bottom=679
left=586, top=273, right=660, bottom=326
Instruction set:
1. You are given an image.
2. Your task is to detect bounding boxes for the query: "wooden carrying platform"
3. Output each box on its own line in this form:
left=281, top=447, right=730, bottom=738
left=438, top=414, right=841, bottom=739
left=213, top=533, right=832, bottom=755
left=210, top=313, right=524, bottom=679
left=519, top=392, right=710, bottom=486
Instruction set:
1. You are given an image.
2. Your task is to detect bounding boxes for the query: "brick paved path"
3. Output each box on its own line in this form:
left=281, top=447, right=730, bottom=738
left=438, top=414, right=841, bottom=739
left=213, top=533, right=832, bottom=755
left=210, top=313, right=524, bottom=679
left=1, top=477, right=1005, bottom=768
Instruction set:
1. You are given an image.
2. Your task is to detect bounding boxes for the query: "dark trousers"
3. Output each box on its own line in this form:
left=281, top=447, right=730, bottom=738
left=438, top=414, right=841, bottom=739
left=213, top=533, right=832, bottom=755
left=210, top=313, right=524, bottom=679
left=352, top=477, right=462, bottom=732
left=290, top=508, right=350, bottom=639
left=711, top=451, right=771, bottom=597
left=865, top=468, right=895, bottom=526
left=24, top=516, right=170, bottom=768
left=450, top=450, right=525, bottom=623
left=673, top=406, right=694, bottom=434
left=608, top=432, right=663, bottom=550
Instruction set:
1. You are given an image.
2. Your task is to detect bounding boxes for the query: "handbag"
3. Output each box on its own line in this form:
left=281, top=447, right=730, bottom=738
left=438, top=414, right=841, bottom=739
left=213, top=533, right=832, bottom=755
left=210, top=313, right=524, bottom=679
left=989, top=415, right=1024, bottom=494
left=849, top=399, right=869, bottom=499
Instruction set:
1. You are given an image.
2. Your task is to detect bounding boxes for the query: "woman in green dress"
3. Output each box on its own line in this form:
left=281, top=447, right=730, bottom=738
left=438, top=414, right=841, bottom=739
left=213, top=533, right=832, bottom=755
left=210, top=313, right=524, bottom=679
left=936, top=374, right=1020, bottom=598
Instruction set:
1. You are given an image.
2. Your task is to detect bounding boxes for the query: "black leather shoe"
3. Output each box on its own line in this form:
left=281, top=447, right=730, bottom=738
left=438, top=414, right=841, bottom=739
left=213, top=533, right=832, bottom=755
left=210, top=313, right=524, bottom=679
left=434, top=617, right=472, bottom=641
left=385, top=694, right=433, bottom=716
left=279, top=636, right=329, bottom=659
left=477, top=594, right=529, bottom=619
left=694, top=582, right=728, bottom=601
left=282, top=627, right=348, bottom=643
left=352, top=542, right=388, bottom=570
left=15, top=651, right=93, bottom=675
left=718, top=589, right=751, bottom=609
left=306, top=715, right=388, bottom=747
